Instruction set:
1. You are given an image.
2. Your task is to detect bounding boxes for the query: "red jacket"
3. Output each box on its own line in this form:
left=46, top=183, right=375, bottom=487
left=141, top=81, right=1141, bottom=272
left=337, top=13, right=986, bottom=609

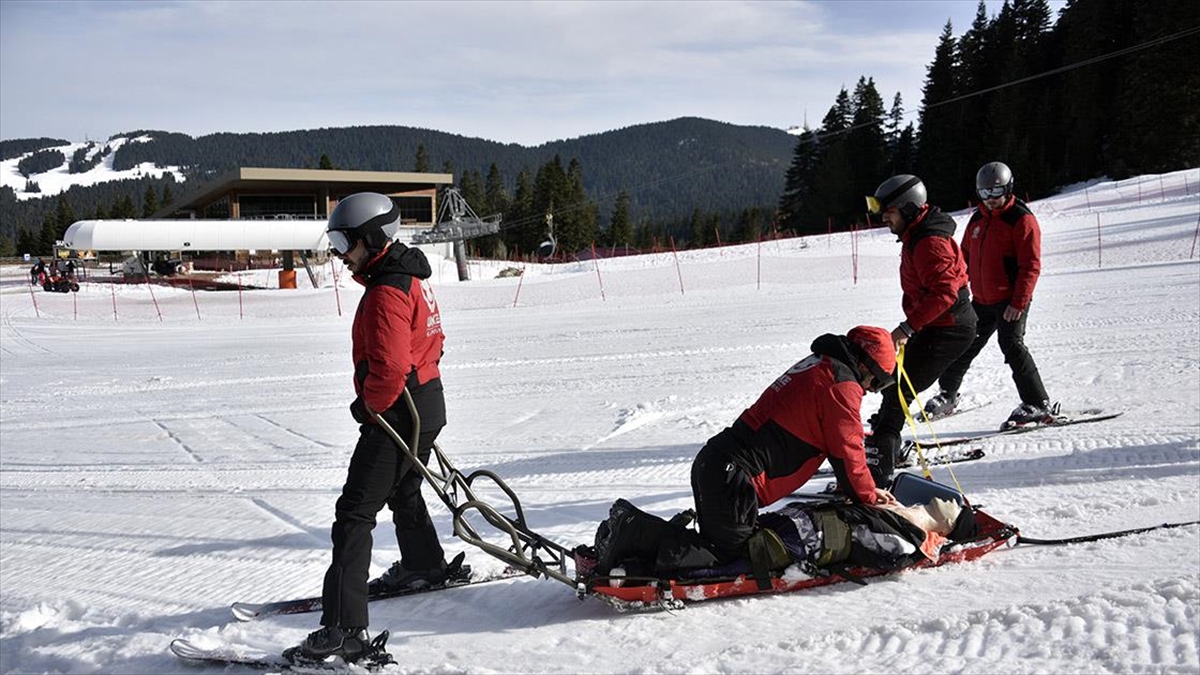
left=963, top=196, right=1042, bottom=309
left=351, top=245, right=444, bottom=416
left=734, top=335, right=878, bottom=506
left=898, top=206, right=972, bottom=331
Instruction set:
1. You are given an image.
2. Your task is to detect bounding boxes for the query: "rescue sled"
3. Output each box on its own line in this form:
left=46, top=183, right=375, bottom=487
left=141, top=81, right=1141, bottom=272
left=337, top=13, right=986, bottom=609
left=583, top=473, right=1018, bottom=610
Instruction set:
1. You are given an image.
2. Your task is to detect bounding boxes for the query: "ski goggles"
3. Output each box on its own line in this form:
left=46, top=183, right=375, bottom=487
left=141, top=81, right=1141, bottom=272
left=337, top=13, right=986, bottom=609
left=977, top=185, right=1009, bottom=200
left=865, top=196, right=884, bottom=214
left=327, top=229, right=358, bottom=255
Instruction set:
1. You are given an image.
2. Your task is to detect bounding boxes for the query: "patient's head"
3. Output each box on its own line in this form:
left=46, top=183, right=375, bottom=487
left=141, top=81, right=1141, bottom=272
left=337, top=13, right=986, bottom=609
left=880, top=497, right=963, bottom=535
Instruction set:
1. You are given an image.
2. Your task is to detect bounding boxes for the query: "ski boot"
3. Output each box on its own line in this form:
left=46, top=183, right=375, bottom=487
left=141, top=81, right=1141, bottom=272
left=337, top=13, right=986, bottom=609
left=1002, top=400, right=1061, bottom=429
left=923, top=391, right=959, bottom=419
left=285, top=626, right=369, bottom=663
left=864, top=433, right=900, bottom=489
left=369, top=551, right=469, bottom=594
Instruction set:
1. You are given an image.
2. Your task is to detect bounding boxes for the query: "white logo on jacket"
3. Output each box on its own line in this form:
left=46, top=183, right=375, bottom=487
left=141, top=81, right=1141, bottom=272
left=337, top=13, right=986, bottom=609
left=421, top=281, right=442, bottom=336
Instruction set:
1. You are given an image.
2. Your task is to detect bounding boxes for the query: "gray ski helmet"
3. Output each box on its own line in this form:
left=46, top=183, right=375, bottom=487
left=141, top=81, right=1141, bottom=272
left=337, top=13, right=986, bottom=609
left=326, top=192, right=399, bottom=254
left=976, top=161, right=1013, bottom=199
left=872, top=174, right=927, bottom=221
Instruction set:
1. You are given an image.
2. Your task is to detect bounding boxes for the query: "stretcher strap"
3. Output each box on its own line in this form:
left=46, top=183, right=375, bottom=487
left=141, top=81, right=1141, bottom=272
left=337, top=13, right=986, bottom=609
left=895, top=345, right=965, bottom=494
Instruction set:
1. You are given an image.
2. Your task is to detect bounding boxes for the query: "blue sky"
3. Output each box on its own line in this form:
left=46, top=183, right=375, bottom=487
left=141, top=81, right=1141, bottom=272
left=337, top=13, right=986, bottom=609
left=0, top=0, right=1065, bottom=146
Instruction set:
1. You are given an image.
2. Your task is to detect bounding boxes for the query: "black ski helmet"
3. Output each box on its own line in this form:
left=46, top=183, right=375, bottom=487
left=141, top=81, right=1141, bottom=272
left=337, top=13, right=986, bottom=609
left=976, top=161, right=1013, bottom=200
left=326, top=192, right=400, bottom=254
left=871, top=174, right=927, bottom=222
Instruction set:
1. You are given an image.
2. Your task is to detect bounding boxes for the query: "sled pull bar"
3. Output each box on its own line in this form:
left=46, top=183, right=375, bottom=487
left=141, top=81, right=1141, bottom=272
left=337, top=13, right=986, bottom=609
left=369, top=390, right=579, bottom=588
left=1017, top=520, right=1200, bottom=546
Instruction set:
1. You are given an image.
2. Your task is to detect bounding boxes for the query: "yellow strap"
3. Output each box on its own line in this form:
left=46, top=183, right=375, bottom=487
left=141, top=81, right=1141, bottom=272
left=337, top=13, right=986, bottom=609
left=894, top=345, right=965, bottom=493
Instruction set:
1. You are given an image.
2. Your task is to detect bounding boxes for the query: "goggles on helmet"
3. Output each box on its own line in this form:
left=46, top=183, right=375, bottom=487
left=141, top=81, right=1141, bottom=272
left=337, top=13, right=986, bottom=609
left=865, top=195, right=883, bottom=215
left=977, top=185, right=1009, bottom=200
left=327, top=229, right=358, bottom=255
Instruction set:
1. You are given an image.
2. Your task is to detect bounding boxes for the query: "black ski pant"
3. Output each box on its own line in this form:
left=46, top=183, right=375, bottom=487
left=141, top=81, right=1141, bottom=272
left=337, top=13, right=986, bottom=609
left=691, top=427, right=761, bottom=562
left=320, top=399, right=445, bottom=629
left=871, top=321, right=978, bottom=442
left=938, top=300, right=1049, bottom=406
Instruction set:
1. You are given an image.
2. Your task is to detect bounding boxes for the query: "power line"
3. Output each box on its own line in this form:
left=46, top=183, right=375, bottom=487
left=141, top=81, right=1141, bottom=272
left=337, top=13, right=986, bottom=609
left=488, top=23, right=1200, bottom=237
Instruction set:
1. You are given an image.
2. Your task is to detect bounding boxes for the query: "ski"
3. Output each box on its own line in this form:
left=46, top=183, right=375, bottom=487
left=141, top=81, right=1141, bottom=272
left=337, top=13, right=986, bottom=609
left=813, top=447, right=985, bottom=479
left=919, top=410, right=1123, bottom=449
left=897, top=446, right=985, bottom=469
left=920, top=400, right=995, bottom=422
left=231, top=554, right=523, bottom=621
left=170, top=630, right=395, bottom=672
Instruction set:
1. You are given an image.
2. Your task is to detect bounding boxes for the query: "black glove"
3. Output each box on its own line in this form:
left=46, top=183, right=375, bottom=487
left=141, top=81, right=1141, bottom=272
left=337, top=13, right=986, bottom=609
left=350, top=396, right=370, bottom=424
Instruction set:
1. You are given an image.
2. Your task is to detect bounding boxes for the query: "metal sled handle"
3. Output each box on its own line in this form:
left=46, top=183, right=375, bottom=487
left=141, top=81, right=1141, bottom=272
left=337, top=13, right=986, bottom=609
left=369, top=390, right=579, bottom=588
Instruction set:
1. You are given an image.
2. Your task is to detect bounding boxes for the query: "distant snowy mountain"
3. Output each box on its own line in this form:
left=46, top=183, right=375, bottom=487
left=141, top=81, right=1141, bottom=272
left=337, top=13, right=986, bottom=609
left=0, top=134, right=185, bottom=201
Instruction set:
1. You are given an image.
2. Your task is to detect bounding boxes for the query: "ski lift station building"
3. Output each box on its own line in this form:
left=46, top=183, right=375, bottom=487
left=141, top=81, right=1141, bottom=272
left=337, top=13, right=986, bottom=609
left=62, top=167, right=455, bottom=286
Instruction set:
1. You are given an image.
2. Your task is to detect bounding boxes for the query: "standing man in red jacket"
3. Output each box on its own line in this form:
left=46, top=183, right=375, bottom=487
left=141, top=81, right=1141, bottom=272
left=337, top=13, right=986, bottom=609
left=291, top=193, right=454, bottom=664
left=863, top=175, right=978, bottom=487
left=924, top=162, right=1057, bottom=428
left=689, top=326, right=899, bottom=561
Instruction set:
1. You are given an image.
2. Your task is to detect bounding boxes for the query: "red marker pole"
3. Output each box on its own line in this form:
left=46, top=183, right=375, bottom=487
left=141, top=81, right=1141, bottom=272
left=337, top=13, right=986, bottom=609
left=329, top=258, right=342, bottom=317
left=188, top=274, right=201, bottom=320
left=146, top=273, right=163, bottom=322
left=512, top=265, right=526, bottom=308
left=591, top=242, right=606, bottom=302
left=111, top=282, right=117, bottom=321
left=28, top=281, right=40, bottom=318
left=1096, top=213, right=1103, bottom=268
left=669, top=235, right=684, bottom=295
left=756, top=238, right=762, bottom=291
left=237, top=273, right=244, bottom=320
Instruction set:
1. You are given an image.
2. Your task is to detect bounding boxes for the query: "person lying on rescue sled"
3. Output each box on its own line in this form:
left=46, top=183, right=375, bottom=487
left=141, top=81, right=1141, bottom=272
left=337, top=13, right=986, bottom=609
left=589, top=491, right=977, bottom=584
left=586, top=326, right=906, bottom=578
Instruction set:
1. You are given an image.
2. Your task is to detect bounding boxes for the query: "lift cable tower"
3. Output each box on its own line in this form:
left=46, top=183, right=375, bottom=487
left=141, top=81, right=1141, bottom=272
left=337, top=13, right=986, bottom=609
left=412, top=187, right=501, bottom=281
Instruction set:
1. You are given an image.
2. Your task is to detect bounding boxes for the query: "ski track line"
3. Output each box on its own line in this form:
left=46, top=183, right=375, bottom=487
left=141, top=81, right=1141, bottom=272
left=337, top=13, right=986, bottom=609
left=147, top=417, right=204, bottom=464
left=2, top=402, right=346, bottom=432
left=252, top=413, right=338, bottom=448
left=248, top=497, right=327, bottom=546
left=1, top=311, right=56, bottom=356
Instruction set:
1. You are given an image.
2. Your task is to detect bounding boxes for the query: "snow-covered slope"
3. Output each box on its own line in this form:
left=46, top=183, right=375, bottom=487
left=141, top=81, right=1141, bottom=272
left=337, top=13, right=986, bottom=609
left=1, top=170, right=1197, bottom=674
left=0, top=135, right=184, bottom=201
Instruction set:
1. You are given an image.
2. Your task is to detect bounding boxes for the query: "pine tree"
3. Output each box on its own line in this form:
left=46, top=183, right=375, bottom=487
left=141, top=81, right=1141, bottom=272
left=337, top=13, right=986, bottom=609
left=0, top=234, right=14, bottom=257
left=609, top=190, right=633, bottom=247
left=459, top=169, right=485, bottom=213
left=318, top=154, right=335, bottom=170
left=847, top=77, right=888, bottom=217
left=502, top=168, right=537, bottom=256
left=777, top=128, right=822, bottom=233
left=161, top=183, right=174, bottom=207
left=483, top=163, right=509, bottom=217
left=143, top=183, right=160, bottom=217
left=1110, top=1, right=1200, bottom=175
left=53, top=196, right=76, bottom=243
left=39, top=213, right=59, bottom=254
left=17, top=226, right=36, bottom=255
left=915, top=21, right=964, bottom=205
left=414, top=144, right=429, bottom=172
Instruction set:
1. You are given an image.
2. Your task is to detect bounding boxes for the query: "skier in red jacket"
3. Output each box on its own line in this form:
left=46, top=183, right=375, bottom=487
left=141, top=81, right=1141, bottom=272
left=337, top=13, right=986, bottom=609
left=863, top=175, right=977, bottom=487
left=689, top=326, right=899, bottom=561
left=924, top=162, right=1057, bottom=429
left=293, top=193, right=454, bottom=664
